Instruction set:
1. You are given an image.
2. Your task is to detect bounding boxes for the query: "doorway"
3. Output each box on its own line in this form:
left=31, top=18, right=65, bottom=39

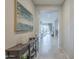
left=37, top=10, right=59, bottom=59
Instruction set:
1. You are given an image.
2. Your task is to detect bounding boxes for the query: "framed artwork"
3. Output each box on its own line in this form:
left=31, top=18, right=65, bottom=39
left=14, top=0, right=33, bottom=33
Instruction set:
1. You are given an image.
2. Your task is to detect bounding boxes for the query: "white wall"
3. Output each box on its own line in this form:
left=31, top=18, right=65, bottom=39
left=5, top=0, right=36, bottom=49
left=61, top=0, right=74, bottom=59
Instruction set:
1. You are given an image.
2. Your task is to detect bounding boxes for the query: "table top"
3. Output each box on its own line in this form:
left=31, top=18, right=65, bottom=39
left=6, top=43, right=29, bottom=52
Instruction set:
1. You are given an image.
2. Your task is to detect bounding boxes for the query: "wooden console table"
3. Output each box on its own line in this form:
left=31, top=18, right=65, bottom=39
left=6, top=43, right=29, bottom=59
left=6, top=37, right=39, bottom=59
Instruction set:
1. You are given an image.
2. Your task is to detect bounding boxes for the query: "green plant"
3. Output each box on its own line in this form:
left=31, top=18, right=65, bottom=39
left=21, top=56, right=27, bottom=59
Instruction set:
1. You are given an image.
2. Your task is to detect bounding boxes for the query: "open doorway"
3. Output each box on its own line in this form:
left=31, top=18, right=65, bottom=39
left=37, top=10, right=59, bottom=58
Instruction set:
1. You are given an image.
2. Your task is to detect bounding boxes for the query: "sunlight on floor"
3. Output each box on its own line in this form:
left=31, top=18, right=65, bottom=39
left=40, top=34, right=52, bottom=54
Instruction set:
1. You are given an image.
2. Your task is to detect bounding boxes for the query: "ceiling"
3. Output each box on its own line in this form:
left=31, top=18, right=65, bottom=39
left=32, top=0, right=65, bottom=5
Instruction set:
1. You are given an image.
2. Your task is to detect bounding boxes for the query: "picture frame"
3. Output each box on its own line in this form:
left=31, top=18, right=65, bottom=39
left=14, top=0, right=33, bottom=33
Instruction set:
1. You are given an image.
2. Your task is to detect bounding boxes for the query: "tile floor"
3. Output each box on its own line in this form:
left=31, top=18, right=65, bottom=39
left=35, top=34, right=68, bottom=59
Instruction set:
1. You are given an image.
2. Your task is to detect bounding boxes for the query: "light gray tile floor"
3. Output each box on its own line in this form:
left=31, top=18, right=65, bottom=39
left=35, top=34, right=68, bottom=59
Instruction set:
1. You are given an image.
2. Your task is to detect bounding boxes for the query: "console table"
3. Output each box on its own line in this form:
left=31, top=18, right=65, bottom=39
left=6, top=37, right=39, bottom=59
left=6, top=43, right=29, bottom=59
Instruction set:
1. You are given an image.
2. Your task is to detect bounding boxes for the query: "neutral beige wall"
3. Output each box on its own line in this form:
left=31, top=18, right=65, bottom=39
left=62, top=0, right=74, bottom=59
left=5, top=0, right=36, bottom=49
left=33, top=7, right=40, bottom=34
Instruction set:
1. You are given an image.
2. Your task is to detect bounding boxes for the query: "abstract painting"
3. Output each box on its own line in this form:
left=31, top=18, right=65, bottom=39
left=14, top=0, right=33, bottom=33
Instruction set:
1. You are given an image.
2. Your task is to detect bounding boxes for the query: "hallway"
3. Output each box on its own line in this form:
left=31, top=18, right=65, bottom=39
left=36, top=33, right=67, bottom=59
left=5, top=0, right=74, bottom=59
